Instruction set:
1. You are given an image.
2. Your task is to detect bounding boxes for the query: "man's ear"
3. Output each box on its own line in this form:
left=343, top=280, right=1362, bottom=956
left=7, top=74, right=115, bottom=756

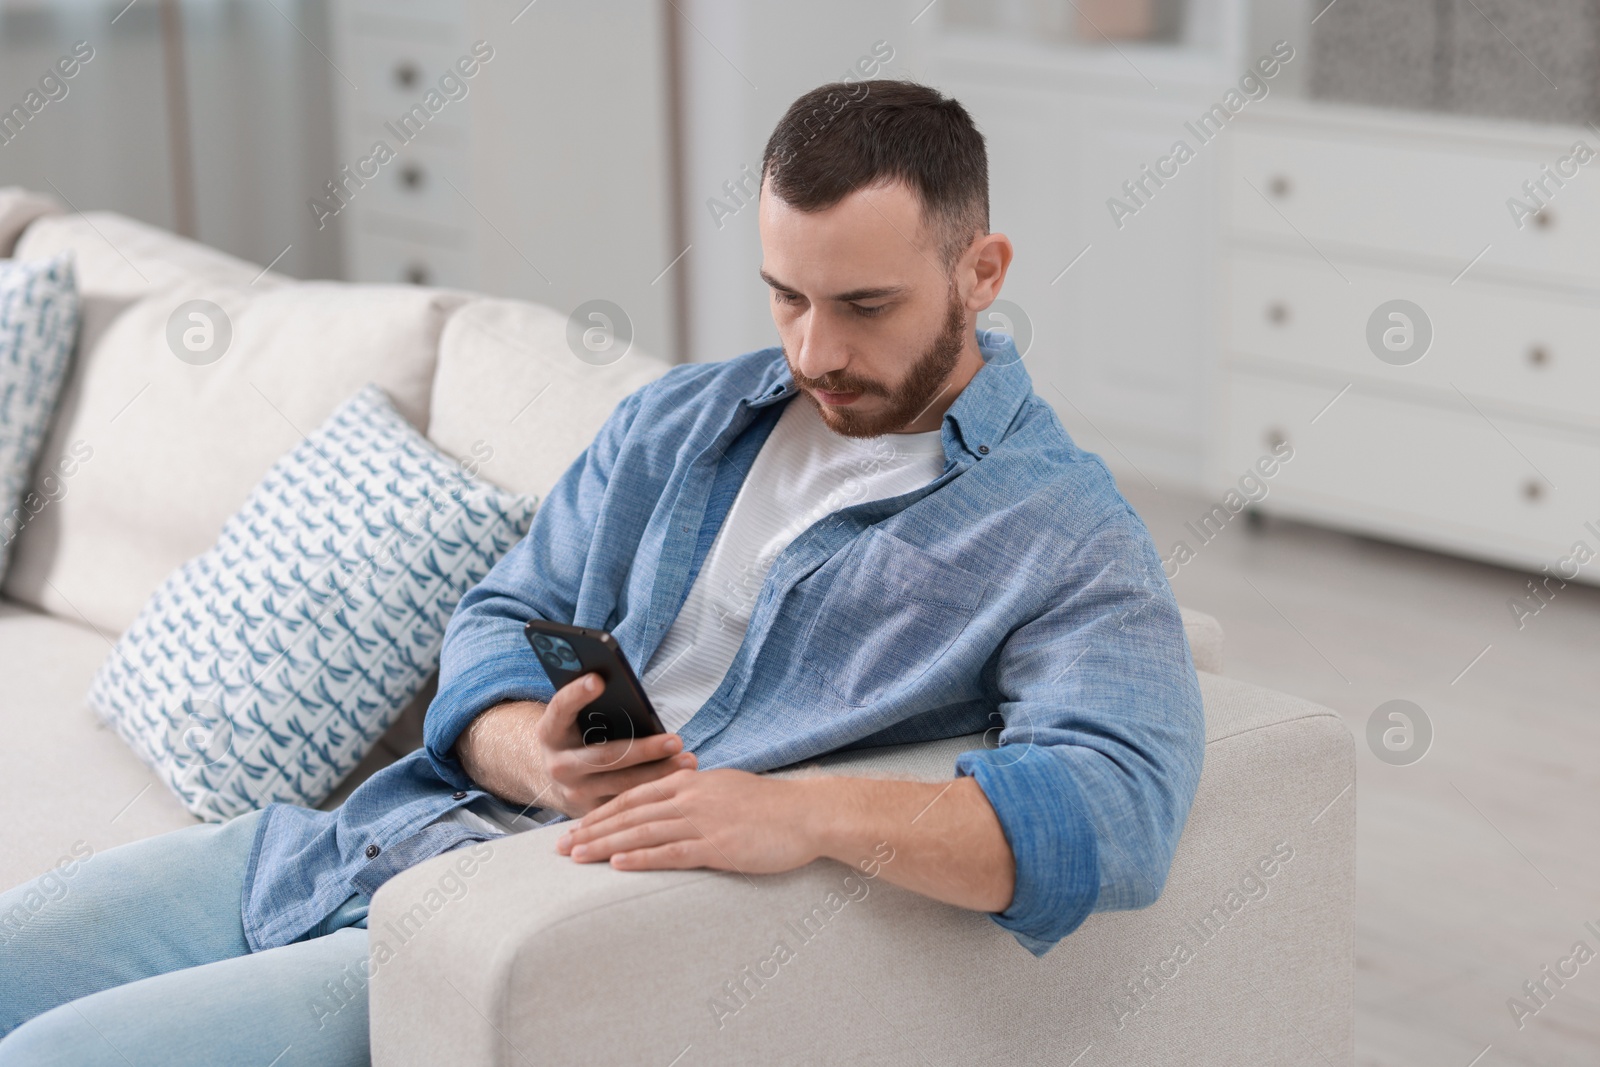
left=963, top=232, right=1014, bottom=310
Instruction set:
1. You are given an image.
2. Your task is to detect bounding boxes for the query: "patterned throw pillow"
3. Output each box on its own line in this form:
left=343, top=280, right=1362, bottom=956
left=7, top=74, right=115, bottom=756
left=0, top=253, right=79, bottom=578
left=88, top=383, right=539, bottom=821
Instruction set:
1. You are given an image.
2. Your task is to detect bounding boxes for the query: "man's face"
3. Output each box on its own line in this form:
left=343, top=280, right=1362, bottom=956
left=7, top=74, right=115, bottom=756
left=758, top=176, right=974, bottom=438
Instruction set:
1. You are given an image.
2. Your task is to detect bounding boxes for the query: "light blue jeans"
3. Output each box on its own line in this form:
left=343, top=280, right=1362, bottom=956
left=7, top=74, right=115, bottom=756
left=0, top=809, right=374, bottom=1066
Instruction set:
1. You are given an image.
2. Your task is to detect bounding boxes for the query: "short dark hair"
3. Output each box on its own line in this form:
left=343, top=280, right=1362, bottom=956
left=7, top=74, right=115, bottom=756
left=761, top=79, right=989, bottom=269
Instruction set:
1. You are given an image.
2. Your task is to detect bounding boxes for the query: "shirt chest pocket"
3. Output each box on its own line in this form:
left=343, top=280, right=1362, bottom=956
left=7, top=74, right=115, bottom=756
left=798, top=526, right=988, bottom=708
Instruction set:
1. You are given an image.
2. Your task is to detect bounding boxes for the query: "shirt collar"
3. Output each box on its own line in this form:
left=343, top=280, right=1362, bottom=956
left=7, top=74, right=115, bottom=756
left=744, top=330, right=1033, bottom=462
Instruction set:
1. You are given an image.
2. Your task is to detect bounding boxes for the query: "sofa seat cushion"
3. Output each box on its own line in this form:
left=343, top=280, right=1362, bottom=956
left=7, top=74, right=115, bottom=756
left=0, top=598, right=198, bottom=889
left=0, top=594, right=414, bottom=889
left=1, top=276, right=471, bottom=634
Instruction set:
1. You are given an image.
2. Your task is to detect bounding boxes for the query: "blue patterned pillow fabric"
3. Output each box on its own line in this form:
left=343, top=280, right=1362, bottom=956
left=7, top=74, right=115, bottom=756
left=0, top=252, right=79, bottom=578
left=88, top=383, right=539, bottom=821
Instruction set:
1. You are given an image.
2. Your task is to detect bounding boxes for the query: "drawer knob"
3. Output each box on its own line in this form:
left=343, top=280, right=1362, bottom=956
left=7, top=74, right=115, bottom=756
left=1268, top=174, right=1292, bottom=199
left=394, top=60, right=419, bottom=89
left=1523, top=478, right=1544, bottom=501
left=1264, top=427, right=1289, bottom=451
left=399, top=164, right=425, bottom=190
left=1533, top=208, right=1554, bottom=230
left=1527, top=344, right=1550, bottom=367
left=1266, top=301, right=1290, bottom=325
left=403, top=262, right=430, bottom=286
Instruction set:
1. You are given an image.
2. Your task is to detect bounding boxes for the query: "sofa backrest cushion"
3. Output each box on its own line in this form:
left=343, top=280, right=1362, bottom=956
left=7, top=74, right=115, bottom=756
left=2, top=258, right=469, bottom=633
left=0, top=187, right=63, bottom=259
left=427, top=298, right=673, bottom=499
left=13, top=209, right=294, bottom=375
left=15, top=207, right=286, bottom=294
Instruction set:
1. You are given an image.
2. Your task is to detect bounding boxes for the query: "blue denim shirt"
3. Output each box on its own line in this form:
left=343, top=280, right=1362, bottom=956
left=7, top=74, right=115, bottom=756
left=240, top=331, right=1205, bottom=958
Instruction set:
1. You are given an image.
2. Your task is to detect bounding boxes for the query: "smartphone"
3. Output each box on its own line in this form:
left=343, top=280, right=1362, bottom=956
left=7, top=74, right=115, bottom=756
left=523, top=619, right=665, bottom=745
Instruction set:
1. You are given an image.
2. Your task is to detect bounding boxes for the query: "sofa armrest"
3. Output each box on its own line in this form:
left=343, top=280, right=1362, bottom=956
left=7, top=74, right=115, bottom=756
left=1179, top=606, right=1224, bottom=673
left=369, top=670, right=1352, bottom=1067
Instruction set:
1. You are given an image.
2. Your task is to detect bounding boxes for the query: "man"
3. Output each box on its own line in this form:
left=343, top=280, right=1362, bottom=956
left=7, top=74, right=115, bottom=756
left=0, top=80, right=1204, bottom=1065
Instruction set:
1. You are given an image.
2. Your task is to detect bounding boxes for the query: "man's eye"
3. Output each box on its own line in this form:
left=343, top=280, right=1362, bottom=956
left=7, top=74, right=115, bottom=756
left=773, top=290, right=801, bottom=305
left=851, top=303, right=886, bottom=318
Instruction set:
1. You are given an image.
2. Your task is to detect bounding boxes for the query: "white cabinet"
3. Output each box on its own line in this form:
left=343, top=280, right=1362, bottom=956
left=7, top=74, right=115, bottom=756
left=328, top=0, right=680, bottom=360
left=1213, top=101, right=1600, bottom=581
left=1218, top=372, right=1600, bottom=567
left=925, top=0, right=1250, bottom=487
left=328, top=1, right=480, bottom=290
left=1227, top=251, right=1600, bottom=424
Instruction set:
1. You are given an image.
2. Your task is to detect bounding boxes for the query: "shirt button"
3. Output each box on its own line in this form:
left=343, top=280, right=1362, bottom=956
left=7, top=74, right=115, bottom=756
left=365, top=844, right=380, bottom=859
left=978, top=444, right=989, bottom=454
left=452, top=791, right=467, bottom=800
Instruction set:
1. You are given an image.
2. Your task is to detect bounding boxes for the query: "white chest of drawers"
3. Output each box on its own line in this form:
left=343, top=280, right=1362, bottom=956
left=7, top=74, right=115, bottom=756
left=328, top=0, right=480, bottom=290
left=1211, top=100, right=1600, bottom=584
left=325, top=0, right=680, bottom=360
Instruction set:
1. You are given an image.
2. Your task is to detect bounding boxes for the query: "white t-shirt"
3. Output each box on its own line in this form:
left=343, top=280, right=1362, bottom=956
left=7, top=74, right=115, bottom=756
left=641, top=395, right=946, bottom=734
left=449, top=792, right=562, bottom=836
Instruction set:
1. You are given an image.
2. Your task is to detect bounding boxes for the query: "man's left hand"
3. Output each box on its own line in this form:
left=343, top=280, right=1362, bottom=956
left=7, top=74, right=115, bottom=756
left=554, top=768, right=821, bottom=875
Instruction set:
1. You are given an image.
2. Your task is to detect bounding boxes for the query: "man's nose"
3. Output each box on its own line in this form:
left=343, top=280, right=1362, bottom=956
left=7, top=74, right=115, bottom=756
left=795, top=312, right=849, bottom=383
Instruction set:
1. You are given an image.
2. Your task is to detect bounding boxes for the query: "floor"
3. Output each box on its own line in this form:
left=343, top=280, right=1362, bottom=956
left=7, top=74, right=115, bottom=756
left=1116, top=481, right=1600, bottom=1067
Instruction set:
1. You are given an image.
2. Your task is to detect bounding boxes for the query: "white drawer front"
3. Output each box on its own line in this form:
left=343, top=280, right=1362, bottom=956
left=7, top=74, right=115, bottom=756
left=1230, top=127, right=1600, bottom=285
left=340, top=137, right=475, bottom=231
left=346, top=228, right=476, bottom=291
left=343, top=32, right=476, bottom=139
left=1220, top=371, right=1600, bottom=566
left=1225, top=251, right=1600, bottom=426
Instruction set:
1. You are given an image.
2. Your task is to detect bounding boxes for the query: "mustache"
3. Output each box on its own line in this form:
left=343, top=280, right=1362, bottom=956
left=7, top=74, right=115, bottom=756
left=795, top=372, right=882, bottom=395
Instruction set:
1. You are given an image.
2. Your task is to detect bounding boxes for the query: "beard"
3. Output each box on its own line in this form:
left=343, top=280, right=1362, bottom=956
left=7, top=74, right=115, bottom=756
left=785, top=282, right=969, bottom=439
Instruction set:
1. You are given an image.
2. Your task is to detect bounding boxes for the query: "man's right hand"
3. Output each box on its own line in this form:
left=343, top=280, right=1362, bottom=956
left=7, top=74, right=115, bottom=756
left=454, top=671, right=697, bottom=819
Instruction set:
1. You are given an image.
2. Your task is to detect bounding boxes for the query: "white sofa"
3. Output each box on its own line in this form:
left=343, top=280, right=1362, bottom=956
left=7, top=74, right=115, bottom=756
left=0, top=188, right=1355, bottom=1066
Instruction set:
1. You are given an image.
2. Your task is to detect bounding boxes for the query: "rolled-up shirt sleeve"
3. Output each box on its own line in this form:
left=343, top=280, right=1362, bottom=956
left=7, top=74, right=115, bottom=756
left=422, top=383, right=651, bottom=790
left=954, top=508, right=1205, bottom=957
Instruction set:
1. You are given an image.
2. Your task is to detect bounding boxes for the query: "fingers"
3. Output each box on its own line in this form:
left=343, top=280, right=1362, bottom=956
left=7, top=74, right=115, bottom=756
left=558, top=797, right=684, bottom=858
left=549, top=702, right=688, bottom=768
left=538, top=675, right=681, bottom=768
left=575, top=767, right=695, bottom=835
left=568, top=730, right=689, bottom=772
left=532, top=672, right=696, bottom=816
left=590, top=752, right=697, bottom=795
left=536, top=672, right=603, bottom=745
left=550, top=750, right=696, bottom=813
left=566, top=806, right=697, bottom=863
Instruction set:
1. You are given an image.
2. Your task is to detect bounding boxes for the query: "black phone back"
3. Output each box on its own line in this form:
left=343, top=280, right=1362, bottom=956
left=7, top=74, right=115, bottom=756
left=524, top=619, right=665, bottom=744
